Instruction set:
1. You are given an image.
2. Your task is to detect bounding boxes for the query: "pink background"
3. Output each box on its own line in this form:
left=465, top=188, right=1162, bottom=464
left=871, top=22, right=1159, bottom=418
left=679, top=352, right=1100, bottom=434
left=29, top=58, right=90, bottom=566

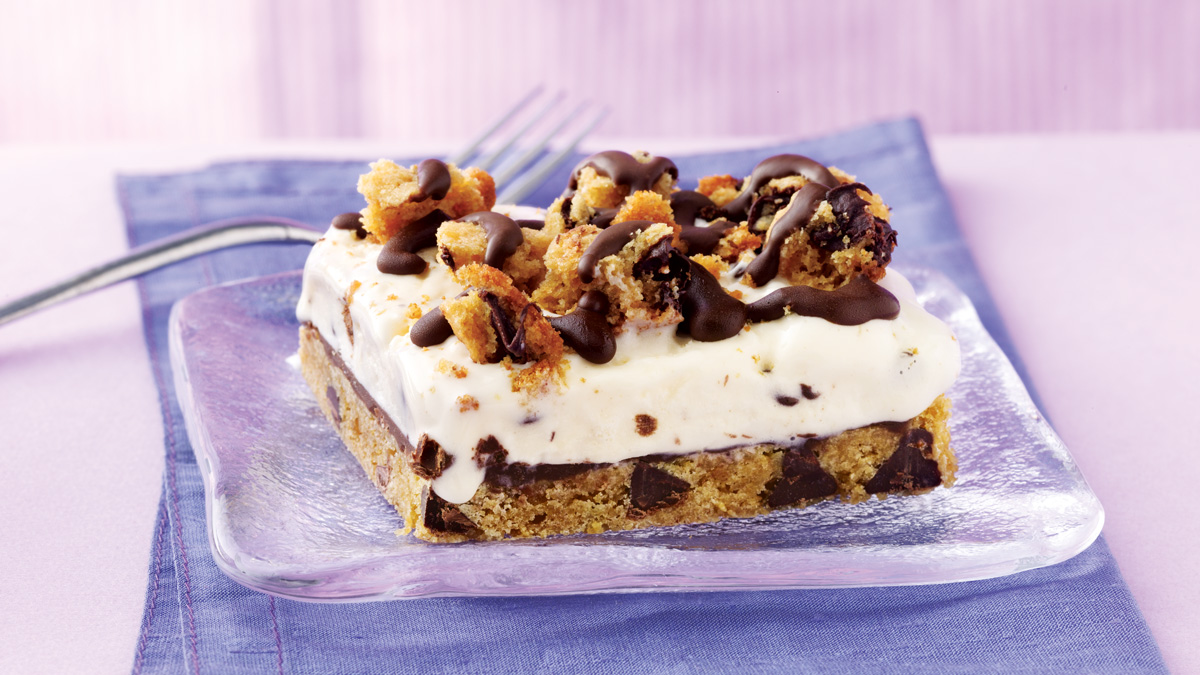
left=2, top=0, right=1198, bottom=144
left=2, top=2, right=1200, bottom=673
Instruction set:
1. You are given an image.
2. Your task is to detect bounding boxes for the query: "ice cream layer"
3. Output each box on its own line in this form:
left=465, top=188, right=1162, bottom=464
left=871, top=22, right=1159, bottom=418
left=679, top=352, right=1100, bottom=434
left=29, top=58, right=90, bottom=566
left=297, top=218, right=961, bottom=504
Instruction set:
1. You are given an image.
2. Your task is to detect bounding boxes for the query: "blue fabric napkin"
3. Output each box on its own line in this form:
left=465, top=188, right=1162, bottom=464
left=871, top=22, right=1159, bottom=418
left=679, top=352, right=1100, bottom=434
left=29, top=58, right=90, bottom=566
left=119, top=119, right=1166, bottom=674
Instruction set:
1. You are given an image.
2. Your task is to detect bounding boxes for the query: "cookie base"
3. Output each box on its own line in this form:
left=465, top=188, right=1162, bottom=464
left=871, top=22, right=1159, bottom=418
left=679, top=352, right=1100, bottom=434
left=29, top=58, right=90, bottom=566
left=299, top=324, right=955, bottom=542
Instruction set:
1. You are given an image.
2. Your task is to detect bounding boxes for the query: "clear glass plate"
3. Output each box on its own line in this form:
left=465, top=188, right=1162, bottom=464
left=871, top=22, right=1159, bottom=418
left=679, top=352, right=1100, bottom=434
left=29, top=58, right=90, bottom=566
left=168, top=266, right=1102, bottom=601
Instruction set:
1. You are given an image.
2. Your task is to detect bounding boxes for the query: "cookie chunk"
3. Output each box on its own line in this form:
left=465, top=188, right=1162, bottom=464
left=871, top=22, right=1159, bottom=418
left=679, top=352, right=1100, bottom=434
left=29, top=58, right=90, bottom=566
left=533, top=218, right=689, bottom=332
left=712, top=154, right=845, bottom=233
left=358, top=159, right=496, bottom=242
left=713, top=222, right=763, bottom=263
left=696, top=174, right=741, bottom=208
left=531, top=225, right=599, bottom=314
left=612, top=190, right=676, bottom=231
left=567, top=150, right=677, bottom=211
left=436, top=212, right=550, bottom=293
left=439, top=264, right=566, bottom=395
left=742, top=182, right=897, bottom=290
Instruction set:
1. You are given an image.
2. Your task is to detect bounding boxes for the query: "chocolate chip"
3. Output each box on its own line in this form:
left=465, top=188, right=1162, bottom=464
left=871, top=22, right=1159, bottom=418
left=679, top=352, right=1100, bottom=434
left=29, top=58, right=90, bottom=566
left=801, top=384, right=819, bottom=400
left=559, top=194, right=575, bottom=223
left=629, top=462, right=690, bottom=515
left=776, top=395, right=799, bottom=407
left=473, top=435, right=507, bottom=469
left=820, top=183, right=896, bottom=267
left=768, top=442, right=838, bottom=507
left=479, top=292, right=535, bottom=363
left=745, top=188, right=796, bottom=233
left=410, top=308, right=453, bottom=347
left=818, top=183, right=873, bottom=251
left=325, top=386, right=342, bottom=425
left=635, top=414, right=658, bottom=436
left=864, top=428, right=942, bottom=494
left=413, top=435, right=451, bottom=479
left=332, top=212, right=368, bottom=239
left=422, top=489, right=475, bottom=535
left=632, top=239, right=689, bottom=314
left=375, top=461, right=391, bottom=488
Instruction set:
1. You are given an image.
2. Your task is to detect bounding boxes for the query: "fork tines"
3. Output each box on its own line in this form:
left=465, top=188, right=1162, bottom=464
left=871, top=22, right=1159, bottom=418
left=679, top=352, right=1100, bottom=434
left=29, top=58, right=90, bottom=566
left=446, top=87, right=608, bottom=205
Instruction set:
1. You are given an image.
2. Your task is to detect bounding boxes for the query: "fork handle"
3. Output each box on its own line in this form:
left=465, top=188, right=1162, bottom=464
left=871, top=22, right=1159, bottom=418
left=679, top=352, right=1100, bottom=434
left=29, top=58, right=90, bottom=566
left=0, top=217, right=322, bottom=327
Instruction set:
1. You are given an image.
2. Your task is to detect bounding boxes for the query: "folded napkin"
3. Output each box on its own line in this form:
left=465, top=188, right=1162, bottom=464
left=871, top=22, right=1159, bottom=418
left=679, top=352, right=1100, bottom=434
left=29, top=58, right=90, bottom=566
left=119, top=119, right=1166, bottom=674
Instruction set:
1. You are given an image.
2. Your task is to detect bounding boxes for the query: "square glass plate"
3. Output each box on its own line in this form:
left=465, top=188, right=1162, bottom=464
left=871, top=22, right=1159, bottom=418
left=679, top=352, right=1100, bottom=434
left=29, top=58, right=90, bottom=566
left=169, top=266, right=1102, bottom=601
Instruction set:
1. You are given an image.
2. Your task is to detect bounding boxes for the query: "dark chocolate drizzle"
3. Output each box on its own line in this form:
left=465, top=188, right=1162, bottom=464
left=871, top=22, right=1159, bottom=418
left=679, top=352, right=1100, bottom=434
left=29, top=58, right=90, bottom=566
left=331, top=212, right=368, bottom=239
left=589, top=207, right=618, bottom=229
left=671, top=189, right=736, bottom=255
left=414, top=158, right=452, bottom=202
left=677, top=259, right=747, bottom=342
left=577, top=220, right=652, bottom=283
left=721, top=154, right=838, bottom=219
left=549, top=290, right=616, bottom=364
left=485, top=461, right=597, bottom=489
left=745, top=275, right=900, bottom=326
left=458, top=211, right=525, bottom=269
left=669, top=190, right=719, bottom=227
left=516, top=218, right=545, bottom=231
left=377, top=209, right=451, bottom=275
left=409, top=307, right=453, bottom=347
left=569, top=151, right=678, bottom=193
left=742, top=182, right=829, bottom=287
left=680, top=223, right=729, bottom=256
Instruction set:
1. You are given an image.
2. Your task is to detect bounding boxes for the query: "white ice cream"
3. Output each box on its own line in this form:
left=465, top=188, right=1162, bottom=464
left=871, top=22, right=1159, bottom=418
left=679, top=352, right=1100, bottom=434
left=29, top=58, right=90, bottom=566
left=297, top=218, right=960, bottom=503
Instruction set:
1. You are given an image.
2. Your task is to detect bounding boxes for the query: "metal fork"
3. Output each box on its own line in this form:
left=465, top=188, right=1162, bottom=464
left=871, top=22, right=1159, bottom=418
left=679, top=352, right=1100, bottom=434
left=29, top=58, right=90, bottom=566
left=0, top=89, right=607, bottom=327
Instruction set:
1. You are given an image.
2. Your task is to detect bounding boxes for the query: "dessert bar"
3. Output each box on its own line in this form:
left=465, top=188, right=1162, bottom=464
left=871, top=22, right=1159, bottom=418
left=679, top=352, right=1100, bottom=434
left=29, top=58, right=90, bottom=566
left=296, top=152, right=960, bottom=542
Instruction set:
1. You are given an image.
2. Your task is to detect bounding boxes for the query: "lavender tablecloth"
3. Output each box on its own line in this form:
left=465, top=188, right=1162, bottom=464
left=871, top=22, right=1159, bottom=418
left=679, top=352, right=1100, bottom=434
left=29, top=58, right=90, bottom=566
left=119, top=119, right=1166, bottom=674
